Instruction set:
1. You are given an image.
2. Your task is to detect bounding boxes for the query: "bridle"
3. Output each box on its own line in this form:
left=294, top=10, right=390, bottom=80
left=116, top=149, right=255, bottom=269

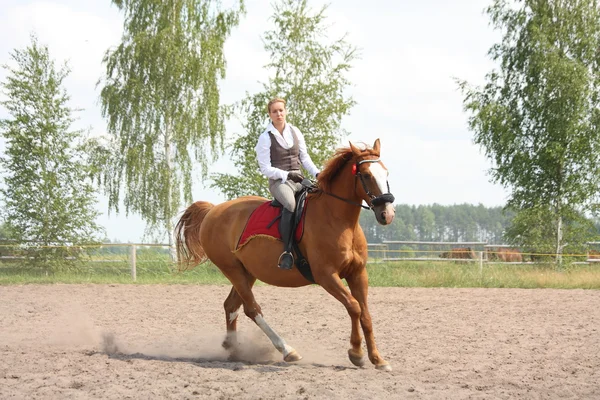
left=319, top=157, right=395, bottom=210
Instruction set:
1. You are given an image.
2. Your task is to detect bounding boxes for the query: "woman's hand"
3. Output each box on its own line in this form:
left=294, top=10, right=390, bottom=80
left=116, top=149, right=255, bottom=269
left=287, top=172, right=305, bottom=183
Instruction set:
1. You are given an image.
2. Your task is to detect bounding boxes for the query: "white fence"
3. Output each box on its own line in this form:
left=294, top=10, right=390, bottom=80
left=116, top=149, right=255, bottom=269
left=0, top=242, right=171, bottom=281
left=367, top=241, right=600, bottom=264
left=3, top=240, right=599, bottom=281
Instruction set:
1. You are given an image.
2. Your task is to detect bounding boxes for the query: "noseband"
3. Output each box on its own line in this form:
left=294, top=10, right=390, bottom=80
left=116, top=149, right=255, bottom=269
left=320, top=158, right=395, bottom=210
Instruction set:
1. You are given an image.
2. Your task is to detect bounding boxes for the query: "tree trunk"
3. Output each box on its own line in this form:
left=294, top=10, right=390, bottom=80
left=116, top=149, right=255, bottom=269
left=555, top=165, right=564, bottom=268
left=556, top=210, right=563, bottom=268
left=165, top=120, right=177, bottom=263
left=166, top=3, right=177, bottom=263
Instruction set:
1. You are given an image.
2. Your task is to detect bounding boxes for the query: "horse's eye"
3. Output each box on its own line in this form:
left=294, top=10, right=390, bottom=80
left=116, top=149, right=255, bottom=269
left=364, top=173, right=372, bottom=179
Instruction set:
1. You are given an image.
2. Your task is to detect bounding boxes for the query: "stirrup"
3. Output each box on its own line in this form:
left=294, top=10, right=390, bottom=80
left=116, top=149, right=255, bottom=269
left=278, top=251, right=294, bottom=270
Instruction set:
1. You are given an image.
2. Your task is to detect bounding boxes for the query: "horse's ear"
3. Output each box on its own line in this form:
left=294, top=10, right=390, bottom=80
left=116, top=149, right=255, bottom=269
left=349, top=141, right=361, bottom=157
left=373, top=138, right=381, bottom=155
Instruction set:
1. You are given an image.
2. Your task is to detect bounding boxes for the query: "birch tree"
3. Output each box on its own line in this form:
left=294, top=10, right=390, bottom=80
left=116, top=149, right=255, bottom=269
left=458, top=0, right=600, bottom=264
left=94, top=0, right=244, bottom=244
left=0, top=36, right=102, bottom=268
left=211, top=0, right=357, bottom=199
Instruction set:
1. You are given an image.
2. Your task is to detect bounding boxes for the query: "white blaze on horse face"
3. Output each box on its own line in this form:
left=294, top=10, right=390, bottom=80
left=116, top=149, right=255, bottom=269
left=369, top=162, right=389, bottom=196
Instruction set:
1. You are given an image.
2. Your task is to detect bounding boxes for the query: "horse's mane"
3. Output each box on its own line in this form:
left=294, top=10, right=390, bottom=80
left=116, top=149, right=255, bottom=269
left=316, top=143, right=380, bottom=193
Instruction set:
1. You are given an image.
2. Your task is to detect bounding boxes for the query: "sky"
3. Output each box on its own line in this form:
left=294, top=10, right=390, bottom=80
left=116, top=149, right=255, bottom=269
left=0, top=0, right=509, bottom=243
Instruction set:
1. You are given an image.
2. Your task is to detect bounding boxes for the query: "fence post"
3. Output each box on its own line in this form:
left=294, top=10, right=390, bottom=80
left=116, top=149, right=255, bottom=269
left=130, top=245, right=137, bottom=281
left=479, top=251, right=484, bottom=276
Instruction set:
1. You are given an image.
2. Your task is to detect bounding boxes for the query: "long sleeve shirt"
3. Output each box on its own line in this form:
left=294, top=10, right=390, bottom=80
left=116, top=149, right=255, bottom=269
left=255, top=122, right=320, bottom=182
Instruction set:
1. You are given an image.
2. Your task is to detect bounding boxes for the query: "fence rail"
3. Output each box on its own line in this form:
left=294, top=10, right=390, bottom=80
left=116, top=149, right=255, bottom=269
left=367, top=241, right=600, bottom=264
left=1, top=241, right=599, bottom=282
left=0, top=242, right=172, bottom=281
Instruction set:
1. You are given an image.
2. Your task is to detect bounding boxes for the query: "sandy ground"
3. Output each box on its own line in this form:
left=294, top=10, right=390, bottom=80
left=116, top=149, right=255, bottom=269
left=1, top=284, right=599, bottom=399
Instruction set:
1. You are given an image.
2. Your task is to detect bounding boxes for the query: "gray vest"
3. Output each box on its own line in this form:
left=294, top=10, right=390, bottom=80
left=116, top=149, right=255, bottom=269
left=268, top=126, right=300, bottom=172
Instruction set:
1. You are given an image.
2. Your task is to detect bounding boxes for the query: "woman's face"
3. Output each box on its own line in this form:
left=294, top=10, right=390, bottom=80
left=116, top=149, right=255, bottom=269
left=269, top=101, right=287, bottom=124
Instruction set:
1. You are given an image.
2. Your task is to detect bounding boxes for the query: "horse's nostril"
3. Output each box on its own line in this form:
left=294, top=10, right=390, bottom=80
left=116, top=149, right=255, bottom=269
left=381, top=211, right=386, bottom=220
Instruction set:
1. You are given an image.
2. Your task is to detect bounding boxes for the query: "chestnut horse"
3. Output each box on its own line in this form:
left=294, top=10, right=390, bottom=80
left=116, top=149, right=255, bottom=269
left=175, top=139, right=395, bottom=370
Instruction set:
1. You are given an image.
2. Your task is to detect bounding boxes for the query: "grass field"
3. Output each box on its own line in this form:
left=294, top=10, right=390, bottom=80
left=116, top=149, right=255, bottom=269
left=1, top=253, right=599, bottom=288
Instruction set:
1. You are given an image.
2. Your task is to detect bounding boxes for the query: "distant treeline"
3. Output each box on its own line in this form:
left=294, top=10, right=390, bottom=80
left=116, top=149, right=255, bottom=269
left=359, top=204, right=515, bottom=244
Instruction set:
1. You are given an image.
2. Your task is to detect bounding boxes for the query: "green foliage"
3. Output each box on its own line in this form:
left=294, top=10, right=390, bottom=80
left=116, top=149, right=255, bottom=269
left=211, top=0, right=358, bottom=199
left=0, top=35, right=102, bottom=270
left=3, top=259, right=600, bottom=289
left=0, top=223, right=11, bottom=241
left=504, top=205, right=597, bottom=256
left=365, top=261, right=600, bottom=289
left=360, top=203, right=514, bottom=244
left=93, top=0, right=245, bottom=238
left=458, top=0, right=600, bottom=259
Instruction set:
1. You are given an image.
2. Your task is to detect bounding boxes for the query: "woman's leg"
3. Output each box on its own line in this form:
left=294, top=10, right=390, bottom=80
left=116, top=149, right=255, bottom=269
left=268, top=180, right=301, bottom=269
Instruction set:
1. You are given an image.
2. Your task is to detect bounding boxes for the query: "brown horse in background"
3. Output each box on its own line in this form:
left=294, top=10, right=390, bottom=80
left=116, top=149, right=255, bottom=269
left=488, top=247, right=523, bottom=262
left=439, top=247, right=476, bottom=259
left=175, top=139, right=395, bottom=370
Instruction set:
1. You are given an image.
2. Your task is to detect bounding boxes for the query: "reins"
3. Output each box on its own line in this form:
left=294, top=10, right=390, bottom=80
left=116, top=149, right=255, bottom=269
left=318, top=189, right=372, bottom=210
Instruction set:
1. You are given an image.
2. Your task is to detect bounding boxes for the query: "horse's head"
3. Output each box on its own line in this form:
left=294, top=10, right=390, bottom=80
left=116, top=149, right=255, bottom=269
left=349, top=139, right=396, bottom=225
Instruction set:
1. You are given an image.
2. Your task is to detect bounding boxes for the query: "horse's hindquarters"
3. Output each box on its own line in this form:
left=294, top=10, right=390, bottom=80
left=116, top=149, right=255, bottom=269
left=197, top=197, right=312, bottom=288
left=198, top=198, right=263, bottom=269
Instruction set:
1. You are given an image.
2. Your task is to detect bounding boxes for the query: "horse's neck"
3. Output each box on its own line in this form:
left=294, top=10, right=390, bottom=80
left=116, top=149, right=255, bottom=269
left=316, top=175, right=363, bottom=228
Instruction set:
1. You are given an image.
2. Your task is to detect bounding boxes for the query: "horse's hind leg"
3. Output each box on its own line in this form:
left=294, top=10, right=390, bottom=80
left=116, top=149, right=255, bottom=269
left=222, top=286, right=242, bottom=351
left=250, top=307, right=302, bottom=362
left=222, top=281, right=254, bottom=355
left=220, top=265, right=301, bottom=362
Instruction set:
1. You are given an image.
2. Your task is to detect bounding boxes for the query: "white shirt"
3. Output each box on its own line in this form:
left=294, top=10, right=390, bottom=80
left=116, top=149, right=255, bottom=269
left=255, top=122, right=320, bottom=182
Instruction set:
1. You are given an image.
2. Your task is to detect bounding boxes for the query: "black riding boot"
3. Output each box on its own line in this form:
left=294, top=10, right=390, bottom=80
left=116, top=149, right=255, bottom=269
left=278, top=208, right=295, bottom=270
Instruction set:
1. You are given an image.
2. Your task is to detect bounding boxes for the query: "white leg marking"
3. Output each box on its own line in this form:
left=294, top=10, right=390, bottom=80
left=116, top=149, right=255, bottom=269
left=254, top=314, right=294, bottom=356
left=228, top=309, right=239, bottom=324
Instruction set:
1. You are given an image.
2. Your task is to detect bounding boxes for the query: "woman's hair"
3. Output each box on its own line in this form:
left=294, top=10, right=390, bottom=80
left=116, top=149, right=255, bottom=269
left=267, top=97, right=286, bottom=113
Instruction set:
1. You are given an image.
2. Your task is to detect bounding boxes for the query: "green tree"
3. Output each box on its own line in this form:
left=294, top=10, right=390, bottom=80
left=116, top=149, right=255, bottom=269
left=359, top=203, right=513, bottom=244
left=458, top=0, right=600, bottom=264
left=211, top=0, right=358, bottom=199
left=0, top=223, right=10, bottom=241
left=506, top=206, right=596, bottom=261
left=93, top=0, right=245, bottom=244
left=0, top=35, right=102, bottom=268
left=415, top=206, right=436, bottom=241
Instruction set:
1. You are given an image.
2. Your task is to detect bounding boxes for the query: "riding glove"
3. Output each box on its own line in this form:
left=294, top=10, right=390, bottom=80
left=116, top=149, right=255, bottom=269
left=287, top=172, right=305, bottom=183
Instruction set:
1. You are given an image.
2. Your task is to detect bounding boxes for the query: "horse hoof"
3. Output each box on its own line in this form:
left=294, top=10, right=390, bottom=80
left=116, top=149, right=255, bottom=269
left=284, top=350, right=302, bottom=362
left=376, top=363, right=392, bottom=372
left=348, top=350, right=366, bottom=367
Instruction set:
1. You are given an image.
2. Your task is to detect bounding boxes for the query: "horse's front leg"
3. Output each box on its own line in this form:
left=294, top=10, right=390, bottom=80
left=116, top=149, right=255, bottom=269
left=318, top=273, right=367, bottom=368
left=346, top=268, right=391, bottom=371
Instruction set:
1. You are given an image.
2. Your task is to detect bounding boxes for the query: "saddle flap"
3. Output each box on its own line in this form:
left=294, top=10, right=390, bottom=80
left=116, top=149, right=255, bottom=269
left=236, top=199, right=309, bottom=249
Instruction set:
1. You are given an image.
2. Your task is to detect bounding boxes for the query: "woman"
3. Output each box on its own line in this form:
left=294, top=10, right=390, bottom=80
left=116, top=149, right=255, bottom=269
left=254, top=98, right=320, bottom=269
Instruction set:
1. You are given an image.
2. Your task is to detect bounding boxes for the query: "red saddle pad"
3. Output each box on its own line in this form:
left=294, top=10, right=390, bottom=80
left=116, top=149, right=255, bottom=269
left=237, top=200, right=308, bottom=249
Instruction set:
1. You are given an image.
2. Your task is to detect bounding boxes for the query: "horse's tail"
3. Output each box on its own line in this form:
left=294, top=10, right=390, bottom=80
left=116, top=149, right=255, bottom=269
left=175, top=201, right=214, bottom=271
